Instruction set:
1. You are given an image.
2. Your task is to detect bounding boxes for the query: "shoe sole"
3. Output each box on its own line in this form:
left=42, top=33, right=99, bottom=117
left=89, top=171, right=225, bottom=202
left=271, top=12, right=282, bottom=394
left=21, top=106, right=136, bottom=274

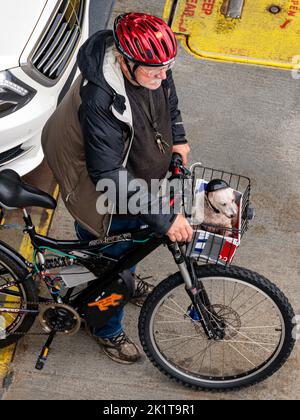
left=90, top=332, right=141, bottom=365
left=101, top=346, right=141, bottom=365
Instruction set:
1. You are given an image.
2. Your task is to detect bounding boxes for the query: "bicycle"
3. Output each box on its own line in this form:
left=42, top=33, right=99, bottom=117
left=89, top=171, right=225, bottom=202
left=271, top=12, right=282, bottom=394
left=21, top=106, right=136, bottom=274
left=0, top=156, right=296, bottom=391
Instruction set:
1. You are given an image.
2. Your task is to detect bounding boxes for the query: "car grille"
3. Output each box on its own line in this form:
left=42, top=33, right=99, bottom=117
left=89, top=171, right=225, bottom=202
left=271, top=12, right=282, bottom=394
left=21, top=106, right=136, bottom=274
left=0, top=145, right=24, bottom=166
left=31, top=0, right=85, bottom=81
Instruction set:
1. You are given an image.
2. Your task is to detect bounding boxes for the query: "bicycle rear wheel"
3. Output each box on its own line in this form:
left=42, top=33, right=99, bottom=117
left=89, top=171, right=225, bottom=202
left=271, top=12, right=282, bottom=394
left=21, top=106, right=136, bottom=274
left=0, top=251, right=38, bottom=348
left=139, top=265, right=295, bottom=391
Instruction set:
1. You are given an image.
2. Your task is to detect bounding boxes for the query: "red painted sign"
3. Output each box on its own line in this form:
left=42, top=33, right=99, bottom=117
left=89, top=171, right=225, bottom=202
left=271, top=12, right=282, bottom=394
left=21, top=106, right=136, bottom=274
left=288, top=0, right=299, bottom=16
left=178, top=0, right=198, bottom=32
left=201, top=0, right=216, bottom=16
left=281, top=0, right=299, bottom=28
left=178, top=0, right=216, bottom=33
left=219, top=241, right=237, bottom=264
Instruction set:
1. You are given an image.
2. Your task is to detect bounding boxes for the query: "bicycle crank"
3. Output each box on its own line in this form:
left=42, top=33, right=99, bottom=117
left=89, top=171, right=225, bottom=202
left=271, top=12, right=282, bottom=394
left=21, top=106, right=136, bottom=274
left=38, top=303, right=81, bottom=336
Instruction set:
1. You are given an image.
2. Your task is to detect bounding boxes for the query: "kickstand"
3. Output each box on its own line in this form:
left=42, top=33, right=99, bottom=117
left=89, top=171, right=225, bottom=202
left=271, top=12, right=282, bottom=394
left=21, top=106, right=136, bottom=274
left=35, top=330, right=56, bottom=370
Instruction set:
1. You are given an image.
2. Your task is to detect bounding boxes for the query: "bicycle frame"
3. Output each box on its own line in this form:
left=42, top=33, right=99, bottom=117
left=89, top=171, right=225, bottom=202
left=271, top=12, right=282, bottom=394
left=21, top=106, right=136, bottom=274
left=17, top=209, right=195, bottom=306
left=14, top=208, right=222, bottom=341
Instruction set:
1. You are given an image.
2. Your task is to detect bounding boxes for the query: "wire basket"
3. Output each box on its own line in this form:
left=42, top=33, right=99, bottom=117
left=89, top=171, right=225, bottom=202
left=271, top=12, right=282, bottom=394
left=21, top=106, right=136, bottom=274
left=184, top=163, right=252, bottom=266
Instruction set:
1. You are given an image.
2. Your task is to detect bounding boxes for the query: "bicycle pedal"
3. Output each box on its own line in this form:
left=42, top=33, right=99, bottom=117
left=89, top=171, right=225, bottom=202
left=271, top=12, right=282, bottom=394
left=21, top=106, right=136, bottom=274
left=35, top=348, right=49, bottom=370
left=35, top=331, right=56, bottom=371
left=35, top=356, right=47, bottom=371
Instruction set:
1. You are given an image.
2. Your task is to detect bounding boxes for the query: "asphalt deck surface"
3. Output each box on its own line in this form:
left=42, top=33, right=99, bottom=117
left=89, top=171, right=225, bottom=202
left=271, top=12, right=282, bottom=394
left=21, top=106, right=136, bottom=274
left=0, top=0, right=299, bottom=400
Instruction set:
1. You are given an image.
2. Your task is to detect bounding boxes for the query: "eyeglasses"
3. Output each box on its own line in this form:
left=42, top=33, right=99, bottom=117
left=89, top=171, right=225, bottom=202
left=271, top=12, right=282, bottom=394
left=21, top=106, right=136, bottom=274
left=138, top=61, right=175, bottom=77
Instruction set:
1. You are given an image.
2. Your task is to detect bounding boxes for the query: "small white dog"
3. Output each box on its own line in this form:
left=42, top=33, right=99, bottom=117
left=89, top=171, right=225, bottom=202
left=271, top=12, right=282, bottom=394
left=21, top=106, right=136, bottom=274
left=192, top=179, right=238, bottom=236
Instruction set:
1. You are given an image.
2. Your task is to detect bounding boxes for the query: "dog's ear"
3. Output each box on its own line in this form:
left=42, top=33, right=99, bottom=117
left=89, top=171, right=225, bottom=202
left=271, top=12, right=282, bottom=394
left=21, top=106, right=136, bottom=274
left=208, top=190, right=218, bottom=204
left=233, top=190, right=240, bottom=203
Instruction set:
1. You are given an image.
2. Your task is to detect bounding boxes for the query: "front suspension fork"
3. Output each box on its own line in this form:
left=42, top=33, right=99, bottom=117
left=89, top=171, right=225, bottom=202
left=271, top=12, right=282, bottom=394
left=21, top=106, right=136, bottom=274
left=168, top=242, right=224, bottom=340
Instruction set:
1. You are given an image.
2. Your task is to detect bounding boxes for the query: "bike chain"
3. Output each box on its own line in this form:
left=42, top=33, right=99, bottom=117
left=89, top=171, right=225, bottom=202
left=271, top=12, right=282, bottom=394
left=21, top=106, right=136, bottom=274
left=2, top=299, right=73, bottom=337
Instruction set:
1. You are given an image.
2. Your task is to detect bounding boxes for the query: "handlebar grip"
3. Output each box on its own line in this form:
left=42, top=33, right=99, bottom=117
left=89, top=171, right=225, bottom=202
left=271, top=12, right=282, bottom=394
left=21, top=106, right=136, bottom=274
left=171, top=153, right=183, bottom=168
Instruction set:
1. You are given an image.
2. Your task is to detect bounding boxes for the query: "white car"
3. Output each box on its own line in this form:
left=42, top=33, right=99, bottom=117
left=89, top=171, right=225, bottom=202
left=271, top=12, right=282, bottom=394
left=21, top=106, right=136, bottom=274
left=0, top=0, right=90, bottom=176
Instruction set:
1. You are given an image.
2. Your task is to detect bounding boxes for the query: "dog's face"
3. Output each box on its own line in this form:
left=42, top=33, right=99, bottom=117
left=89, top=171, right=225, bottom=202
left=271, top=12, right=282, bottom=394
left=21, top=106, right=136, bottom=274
left=207, top=188, right=238, bottom=218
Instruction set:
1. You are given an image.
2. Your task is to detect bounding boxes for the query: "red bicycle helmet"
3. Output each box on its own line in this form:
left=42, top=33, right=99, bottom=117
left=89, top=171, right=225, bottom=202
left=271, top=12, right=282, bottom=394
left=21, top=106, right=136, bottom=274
left=113, top=13, right=177, bottom=67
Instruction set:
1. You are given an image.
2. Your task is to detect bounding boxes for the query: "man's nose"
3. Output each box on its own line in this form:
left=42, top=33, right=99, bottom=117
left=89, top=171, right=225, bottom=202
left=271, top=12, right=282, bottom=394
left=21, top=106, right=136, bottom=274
left=157, top=69, right=167, bottom=80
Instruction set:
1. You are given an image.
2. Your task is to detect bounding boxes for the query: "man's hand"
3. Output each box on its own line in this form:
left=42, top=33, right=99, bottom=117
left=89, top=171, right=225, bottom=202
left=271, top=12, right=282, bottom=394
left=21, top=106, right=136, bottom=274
left=167, top=214, right=193, bottom=243
left=172, top=143, right=190, bottom=166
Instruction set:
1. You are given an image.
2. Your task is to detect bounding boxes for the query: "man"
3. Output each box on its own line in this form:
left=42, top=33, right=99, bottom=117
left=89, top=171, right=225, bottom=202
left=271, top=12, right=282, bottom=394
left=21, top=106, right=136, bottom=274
left=42, top=13, right=193, bottom=364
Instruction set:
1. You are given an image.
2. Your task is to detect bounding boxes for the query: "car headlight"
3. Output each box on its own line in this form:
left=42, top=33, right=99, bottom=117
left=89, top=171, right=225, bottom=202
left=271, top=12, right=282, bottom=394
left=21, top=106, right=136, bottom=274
left=0, top=70, right=36, bottom=118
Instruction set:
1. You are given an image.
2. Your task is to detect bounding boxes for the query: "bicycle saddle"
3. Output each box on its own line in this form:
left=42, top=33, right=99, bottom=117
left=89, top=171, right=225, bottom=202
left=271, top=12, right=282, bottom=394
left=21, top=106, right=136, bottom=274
left=0, top=169, right=57, bottom=210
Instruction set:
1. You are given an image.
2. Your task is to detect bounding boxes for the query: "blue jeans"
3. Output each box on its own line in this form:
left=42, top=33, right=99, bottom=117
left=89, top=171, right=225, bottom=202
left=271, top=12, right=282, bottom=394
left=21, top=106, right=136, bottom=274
left=75, top=217, right=143, bottom=338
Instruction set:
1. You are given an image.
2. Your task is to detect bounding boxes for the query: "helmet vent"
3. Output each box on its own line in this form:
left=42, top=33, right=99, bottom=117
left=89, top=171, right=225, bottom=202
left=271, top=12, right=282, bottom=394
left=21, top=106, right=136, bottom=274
left=138, top=23, right=148, bottom=32
left=125, top=40, right=135, bottom=56
left=147, top=22, right=159, bottom=32
left=161, top=39, right=169, bottom=57
left=146, top=49, right=153, bottom=59
left=166, top=28, right=176, bottom=49
left=134, top=39, right=145, bottom=57
left=149, top=38, right=160, bottom=59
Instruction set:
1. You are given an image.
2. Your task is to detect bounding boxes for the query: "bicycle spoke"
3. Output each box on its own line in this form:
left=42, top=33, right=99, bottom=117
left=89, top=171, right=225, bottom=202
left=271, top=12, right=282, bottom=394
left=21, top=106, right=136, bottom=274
left=238, top=325, right=281, bottom=330
left=233, top=290, right=260, bottom=313
left=244, top=309, right=280, bottom=326
left=225, top=323, right=277, bottom=353
left=167, top=296, right=193, bottom=318
left=225, top=340, right=278, bottom=348
left=227, top=284, right=248, bottom=307
left=173, top=340, right=218, bottom=372
left=225, top=342, right=256, bottom=368
left=161, top=303, right=189, bottom=319
left=238, top=297, right=268, bottom=319
left=157, top=333, right=204, bottom=343
left=194, top=341, right=216, bottom=373
left=156, top=319, right=196, bottom=324
left=228, top=282, right=238, bottom=307
left=157, top=335, right=195, bottom=353
left=156, top=312, right=192, bottom=322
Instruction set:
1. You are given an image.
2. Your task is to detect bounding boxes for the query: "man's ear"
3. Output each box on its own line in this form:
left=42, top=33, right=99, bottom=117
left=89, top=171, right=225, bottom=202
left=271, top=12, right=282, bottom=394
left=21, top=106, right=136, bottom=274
left=118, top=56, right=128, bottom=75
left=116, top=55, right=123, bottom=67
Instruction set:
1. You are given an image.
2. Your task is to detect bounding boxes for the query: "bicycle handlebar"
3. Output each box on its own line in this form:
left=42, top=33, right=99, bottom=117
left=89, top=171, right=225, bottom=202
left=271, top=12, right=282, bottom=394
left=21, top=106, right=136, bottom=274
left=170, top=152, right=183, bottom=168
left=170, top=153, right=183, bottom=176
left=169, top=153, right=191, bottom=179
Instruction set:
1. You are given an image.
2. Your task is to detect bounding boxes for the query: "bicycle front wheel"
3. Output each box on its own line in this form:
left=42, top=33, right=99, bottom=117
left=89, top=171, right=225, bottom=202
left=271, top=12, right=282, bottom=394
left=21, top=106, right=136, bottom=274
left=139, top=265, right=295, bottom=391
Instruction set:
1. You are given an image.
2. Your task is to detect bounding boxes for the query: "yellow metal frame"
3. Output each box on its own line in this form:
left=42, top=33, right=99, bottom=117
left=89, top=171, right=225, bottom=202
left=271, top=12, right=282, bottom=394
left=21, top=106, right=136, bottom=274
left=164, top=0, right=300, bottom=70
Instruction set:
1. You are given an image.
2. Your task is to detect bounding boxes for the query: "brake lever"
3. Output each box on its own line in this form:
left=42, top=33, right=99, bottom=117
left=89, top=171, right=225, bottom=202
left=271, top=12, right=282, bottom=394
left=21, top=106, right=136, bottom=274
left=180, top=166, right=191, bottom=177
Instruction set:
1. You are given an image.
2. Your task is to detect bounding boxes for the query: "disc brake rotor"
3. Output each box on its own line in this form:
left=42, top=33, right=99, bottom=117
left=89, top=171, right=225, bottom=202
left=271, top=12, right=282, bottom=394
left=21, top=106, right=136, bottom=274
left=210, top=304, right=241, bottom=339
left=186, top=303, right=241, bottom=339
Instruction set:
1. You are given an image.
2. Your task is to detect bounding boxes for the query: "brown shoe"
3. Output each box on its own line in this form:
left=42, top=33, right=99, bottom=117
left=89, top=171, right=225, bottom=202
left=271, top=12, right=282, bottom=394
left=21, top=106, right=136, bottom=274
left=130, top=276, right=155, bottom=307
left=94, top=331, right=141, bottom=364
